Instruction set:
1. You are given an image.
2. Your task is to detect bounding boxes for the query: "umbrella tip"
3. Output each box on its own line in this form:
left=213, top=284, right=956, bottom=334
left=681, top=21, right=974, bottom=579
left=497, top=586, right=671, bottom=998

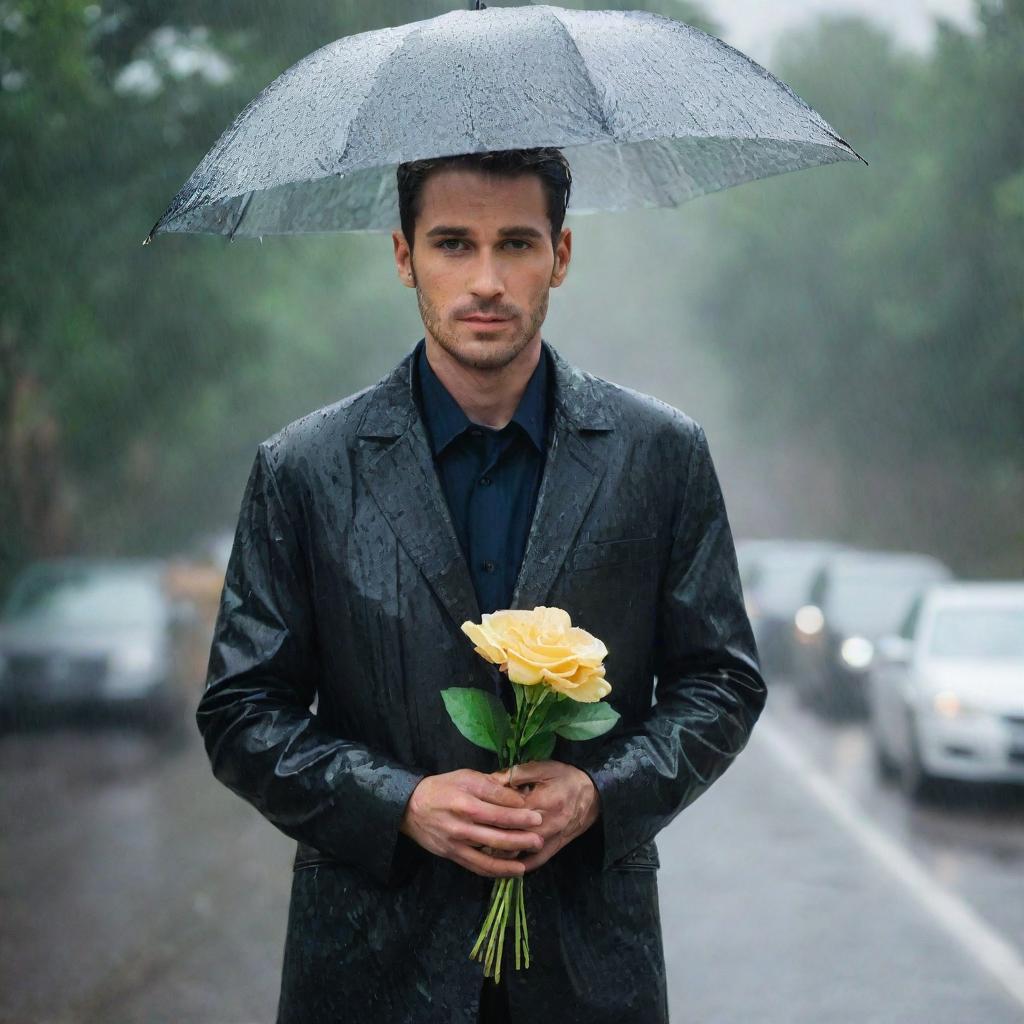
left=830, top=130, right=869, bottom=167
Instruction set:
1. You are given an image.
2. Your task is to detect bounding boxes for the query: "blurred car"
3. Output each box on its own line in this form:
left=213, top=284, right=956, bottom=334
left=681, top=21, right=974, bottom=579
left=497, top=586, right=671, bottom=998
left=165, top=537, right=231, bottom=687
left=190, top=527, right=236, bottom=575
left=791, top=549, right=953, bottom=718
left=736, top=538, right=845, bottom=683
left=868, top=581, right=1024, bottom=800
left=0, top=557, right=202, bottom=737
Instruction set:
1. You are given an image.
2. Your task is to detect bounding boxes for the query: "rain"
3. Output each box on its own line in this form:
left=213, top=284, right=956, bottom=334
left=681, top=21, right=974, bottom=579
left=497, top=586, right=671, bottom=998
left=1, top=1, right=1022, bottom=1022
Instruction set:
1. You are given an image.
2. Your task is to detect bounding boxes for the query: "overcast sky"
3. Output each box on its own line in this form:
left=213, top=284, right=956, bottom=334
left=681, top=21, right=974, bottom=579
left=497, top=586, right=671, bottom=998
left=702, top=0, right=978, bottom=61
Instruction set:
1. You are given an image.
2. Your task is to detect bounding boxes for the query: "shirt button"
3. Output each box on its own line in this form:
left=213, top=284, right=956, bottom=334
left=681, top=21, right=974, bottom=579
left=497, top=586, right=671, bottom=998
left=479, top=475, right=492, bottom=486
left=482, top=560, right=496, bottom=572
left=470, top=428, right=483, bottom=437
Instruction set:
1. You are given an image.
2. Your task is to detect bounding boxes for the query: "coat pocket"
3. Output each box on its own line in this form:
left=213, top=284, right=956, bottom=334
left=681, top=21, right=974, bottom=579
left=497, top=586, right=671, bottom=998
left=609, top=838, right=660, bottom=872
left=570, top=534, right=658, bottom=573
left=293, top=842, right=337, bottom=871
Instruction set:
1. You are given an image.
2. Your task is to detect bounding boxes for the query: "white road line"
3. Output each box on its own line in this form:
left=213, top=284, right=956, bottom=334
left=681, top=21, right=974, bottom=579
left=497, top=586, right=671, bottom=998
left=757, top=711, right=1024, bottom=1012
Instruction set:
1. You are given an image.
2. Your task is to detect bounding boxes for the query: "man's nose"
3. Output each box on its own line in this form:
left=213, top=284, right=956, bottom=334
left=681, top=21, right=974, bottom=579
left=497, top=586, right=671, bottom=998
left=467, top=253, right=505, bottom=300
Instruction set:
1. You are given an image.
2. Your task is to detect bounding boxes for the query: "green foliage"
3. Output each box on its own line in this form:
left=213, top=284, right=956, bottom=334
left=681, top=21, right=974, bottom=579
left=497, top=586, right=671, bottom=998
left=440, top=687, right=512, bottom=754
left=517, top=690, right=619, bottom=758
left=549, top=700, right=620, bottom=740
left=0, top=1, right=428, bottom=588
left=518, top=730, right=556, bottom=762
left=678, top=0, right=1024, bottom=573
left=2, top=0, right=1018, bottom=593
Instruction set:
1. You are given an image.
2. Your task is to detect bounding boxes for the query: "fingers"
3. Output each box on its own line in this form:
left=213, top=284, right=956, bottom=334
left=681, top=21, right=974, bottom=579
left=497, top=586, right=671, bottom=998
left=454, top=822, right=544, bottom=853
left=454, top=844, right=527, bottom=879
left=517, top=831, right=568, bottom=873
left=467, top=773, right=529, bottom=808
left=500, top=760, right=555, bottom=786
left=462, top=795, right=543, bottom=831
left=491, top=766, right=542, bottom=800
left=517, top=845, right=557, bottom=873
left=480, top=845, right=521, bottom=860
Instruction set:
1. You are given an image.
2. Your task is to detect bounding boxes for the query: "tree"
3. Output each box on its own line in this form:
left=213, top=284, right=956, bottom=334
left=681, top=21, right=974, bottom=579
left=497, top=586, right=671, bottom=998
left=679, top=1, right=1023, bottom=573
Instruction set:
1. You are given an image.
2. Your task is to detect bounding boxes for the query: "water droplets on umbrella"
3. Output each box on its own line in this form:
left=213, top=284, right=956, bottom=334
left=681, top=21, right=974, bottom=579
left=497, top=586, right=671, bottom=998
left=144, top=3, right=866, bottom=243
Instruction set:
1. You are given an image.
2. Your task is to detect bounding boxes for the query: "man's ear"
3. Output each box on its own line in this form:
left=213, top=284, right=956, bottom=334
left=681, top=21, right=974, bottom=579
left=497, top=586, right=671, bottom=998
left=550, top=227, right=572, bottom=288
left=392, top=229, right=417, bottom=288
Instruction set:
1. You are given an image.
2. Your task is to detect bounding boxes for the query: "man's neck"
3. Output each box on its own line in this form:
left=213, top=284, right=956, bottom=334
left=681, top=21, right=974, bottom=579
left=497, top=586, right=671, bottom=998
left=423, top=334, right=542, bottom=430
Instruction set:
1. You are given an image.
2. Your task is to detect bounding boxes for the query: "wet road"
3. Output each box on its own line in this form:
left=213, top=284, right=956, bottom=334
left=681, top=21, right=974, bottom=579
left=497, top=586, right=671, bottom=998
left=2, top=681, right=1023, bottom=1023
left=663, top=683, right=1024, bottom=1023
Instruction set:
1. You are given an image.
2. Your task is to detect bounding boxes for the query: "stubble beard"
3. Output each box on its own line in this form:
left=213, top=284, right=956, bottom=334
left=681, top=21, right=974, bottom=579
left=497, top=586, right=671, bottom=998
left=414, top=275, right=549, bottom=372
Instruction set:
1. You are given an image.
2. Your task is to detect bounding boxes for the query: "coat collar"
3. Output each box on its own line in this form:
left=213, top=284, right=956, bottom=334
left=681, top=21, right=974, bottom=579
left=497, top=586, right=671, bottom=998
left=413, top=336, right=550, bottom=456
left=355, top=339, right=614, bottom=631
left=356, top=338, right=613, bottom=440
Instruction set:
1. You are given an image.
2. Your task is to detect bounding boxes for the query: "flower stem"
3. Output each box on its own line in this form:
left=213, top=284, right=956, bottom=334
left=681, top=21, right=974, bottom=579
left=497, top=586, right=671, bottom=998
left=517, top=874, right=530, bottom=968
left=469, top=683, right=544, bottom=979
left=483, top=877, right=507, bottom=977
left=514, top=875, right=522, bottom=970
left=470, top=878, right=503, bottom=962
left=493, top=883, right=510, bottom=984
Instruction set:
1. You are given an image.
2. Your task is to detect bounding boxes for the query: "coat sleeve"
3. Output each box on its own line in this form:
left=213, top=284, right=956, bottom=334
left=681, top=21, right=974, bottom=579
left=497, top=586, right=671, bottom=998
left=196, top=444, right=425, bottom=886
left=575, top=424, right=767, bottom=870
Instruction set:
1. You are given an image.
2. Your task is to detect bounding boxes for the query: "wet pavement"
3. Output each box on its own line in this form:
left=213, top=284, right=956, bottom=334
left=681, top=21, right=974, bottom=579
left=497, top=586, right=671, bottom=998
left=1, top=682, right=1023, bottom=1023
left=663, top=684, right=1024, bottom=1023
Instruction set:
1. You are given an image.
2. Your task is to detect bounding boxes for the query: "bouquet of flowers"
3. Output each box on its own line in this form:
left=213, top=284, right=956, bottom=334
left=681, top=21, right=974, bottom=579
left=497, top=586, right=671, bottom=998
left=441, top=605, right=619, bottom=983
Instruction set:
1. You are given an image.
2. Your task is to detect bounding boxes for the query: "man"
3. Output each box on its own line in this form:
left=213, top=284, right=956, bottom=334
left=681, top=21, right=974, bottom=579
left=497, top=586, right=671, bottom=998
left=196, top=147, right=766, bottom=1024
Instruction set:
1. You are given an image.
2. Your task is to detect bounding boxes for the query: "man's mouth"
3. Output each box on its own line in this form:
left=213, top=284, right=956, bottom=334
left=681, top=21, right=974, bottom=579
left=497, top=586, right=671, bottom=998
left=460, top=315, right=510, bottom=323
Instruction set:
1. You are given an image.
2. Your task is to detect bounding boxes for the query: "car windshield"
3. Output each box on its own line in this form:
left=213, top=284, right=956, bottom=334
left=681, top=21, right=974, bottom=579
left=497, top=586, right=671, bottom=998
left=827, top=568, right=942, bottom=635
left=927, top=605, right=1024, bottom=658
left=1, top=565, right=165, bottom=630
left=753, top=556, right=828, bottom=611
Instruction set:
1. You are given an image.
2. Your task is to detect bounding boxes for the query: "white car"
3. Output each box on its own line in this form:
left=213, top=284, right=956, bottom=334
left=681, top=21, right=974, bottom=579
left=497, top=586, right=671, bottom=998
left=868, top=581, right=1024, bottom=800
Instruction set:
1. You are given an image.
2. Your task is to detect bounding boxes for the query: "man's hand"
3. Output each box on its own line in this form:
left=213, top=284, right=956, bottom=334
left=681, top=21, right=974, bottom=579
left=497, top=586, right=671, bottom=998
left=494, top=760, right=601, bottom=872
left=400, top=768, right=544, bottom=878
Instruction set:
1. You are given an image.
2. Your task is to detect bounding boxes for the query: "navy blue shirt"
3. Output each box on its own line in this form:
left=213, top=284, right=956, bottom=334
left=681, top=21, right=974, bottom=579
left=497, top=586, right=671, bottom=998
left=412, top=336, right=551, bottom=617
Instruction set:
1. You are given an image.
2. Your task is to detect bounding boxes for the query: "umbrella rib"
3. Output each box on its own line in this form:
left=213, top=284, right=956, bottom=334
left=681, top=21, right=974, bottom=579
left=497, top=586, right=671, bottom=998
left=334, top=24, right=420, bottom=175
left=544, top=7, right=616, bottom=143
left=228, top=191, right=255, bottom=241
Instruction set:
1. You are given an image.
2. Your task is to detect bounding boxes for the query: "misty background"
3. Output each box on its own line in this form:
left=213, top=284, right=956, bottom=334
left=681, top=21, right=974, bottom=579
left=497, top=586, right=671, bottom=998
left=3, top=0, right=1020, bottom=593
left=3, top=3, right=1024, bottom=1022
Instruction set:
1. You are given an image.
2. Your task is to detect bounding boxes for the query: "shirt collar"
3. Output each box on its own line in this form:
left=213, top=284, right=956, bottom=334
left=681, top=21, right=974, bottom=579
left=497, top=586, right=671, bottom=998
left=414, top=337, right=549, bottom=457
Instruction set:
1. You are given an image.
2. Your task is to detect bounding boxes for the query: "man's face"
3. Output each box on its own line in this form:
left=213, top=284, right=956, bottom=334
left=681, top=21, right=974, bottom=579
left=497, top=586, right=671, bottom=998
left=392, top=166, right=571, bottom=371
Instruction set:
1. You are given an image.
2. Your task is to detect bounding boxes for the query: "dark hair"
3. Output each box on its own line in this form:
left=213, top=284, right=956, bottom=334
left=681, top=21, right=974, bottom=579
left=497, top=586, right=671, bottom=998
left=396, top=147, right=572, bottom=252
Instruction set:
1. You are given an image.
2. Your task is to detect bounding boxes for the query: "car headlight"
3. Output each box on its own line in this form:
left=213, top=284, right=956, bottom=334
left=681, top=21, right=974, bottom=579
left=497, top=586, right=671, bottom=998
left=795, top=605, right=825, bottom=636
left=839, top=636, right=874, bottom=670
left=931, top=690, right=986, bottom=720
left=110, top=645, right=158, bottom=676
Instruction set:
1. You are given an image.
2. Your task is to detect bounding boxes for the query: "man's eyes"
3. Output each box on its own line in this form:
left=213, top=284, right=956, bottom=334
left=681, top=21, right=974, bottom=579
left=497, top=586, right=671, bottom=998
left=435, top=239, right=531, bottom=251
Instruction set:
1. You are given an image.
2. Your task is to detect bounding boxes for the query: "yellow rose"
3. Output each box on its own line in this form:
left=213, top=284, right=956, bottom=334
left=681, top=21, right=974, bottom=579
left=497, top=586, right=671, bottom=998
left=460, top=605, right=612, bottom=703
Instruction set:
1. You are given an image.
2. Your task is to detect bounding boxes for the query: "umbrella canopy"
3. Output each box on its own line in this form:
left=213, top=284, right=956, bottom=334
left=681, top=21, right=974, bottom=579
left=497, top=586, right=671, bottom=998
left=145, top=3, right=866, bottom=242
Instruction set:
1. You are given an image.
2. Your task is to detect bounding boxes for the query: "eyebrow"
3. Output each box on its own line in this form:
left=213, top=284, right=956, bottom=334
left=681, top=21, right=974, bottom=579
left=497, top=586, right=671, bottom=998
left=424, top=224, right=546, bottom=239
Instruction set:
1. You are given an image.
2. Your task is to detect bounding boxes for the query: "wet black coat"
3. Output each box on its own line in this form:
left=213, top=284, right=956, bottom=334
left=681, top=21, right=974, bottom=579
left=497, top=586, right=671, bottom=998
left=196, top=340, right=767, bottom=1024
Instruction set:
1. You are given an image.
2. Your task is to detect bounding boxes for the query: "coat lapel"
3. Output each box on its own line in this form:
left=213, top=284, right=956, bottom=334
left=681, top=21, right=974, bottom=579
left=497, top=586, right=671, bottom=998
left=356, top=340, right=614, bottom=631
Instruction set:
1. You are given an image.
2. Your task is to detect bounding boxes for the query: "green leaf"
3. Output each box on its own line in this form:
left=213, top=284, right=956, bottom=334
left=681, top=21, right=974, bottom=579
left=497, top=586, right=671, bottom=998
left=440, top=688, right=512, bottom=755
left=519, top=693, right=564, bottom=745
left=518, top=730, right=556, bottom=763
left=553, top=702, right=621, bottom=741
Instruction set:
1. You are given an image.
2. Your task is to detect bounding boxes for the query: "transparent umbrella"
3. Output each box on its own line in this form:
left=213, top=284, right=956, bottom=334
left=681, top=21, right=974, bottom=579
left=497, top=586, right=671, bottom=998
left=144, top=2, right=867, bottom=242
